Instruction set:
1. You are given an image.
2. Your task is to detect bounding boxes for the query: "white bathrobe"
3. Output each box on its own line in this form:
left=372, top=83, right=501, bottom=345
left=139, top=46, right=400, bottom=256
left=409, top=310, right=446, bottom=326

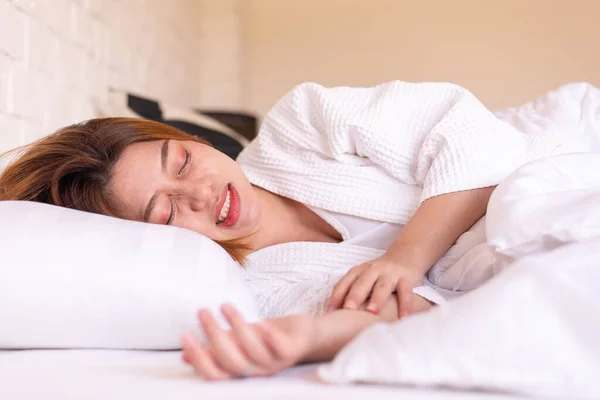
left=236, top=80, right=568, bottom=319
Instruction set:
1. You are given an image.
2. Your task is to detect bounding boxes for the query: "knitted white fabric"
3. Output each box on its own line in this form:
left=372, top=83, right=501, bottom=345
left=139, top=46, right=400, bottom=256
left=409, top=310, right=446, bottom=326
left=237, top=81, right=567, bottom=318
left=238, top=81, right=564, bottom=223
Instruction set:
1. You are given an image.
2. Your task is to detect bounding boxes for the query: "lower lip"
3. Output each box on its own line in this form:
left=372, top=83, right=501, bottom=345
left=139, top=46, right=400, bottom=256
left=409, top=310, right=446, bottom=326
left=220, top=184, right=240, bottom=228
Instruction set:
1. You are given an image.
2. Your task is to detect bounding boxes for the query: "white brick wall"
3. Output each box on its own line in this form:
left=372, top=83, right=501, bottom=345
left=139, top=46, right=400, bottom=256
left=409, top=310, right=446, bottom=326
left=0, top=0, right=242, bottom=154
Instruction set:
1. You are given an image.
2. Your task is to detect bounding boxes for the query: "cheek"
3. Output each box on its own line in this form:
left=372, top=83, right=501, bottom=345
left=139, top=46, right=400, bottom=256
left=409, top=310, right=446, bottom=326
left=192, top=149, right=222, bottom=172
left=242, top=189, right=261, bottom=226
left=177, top=209, right=213, bottom=234
left=191, top=160, right=220, bottom=181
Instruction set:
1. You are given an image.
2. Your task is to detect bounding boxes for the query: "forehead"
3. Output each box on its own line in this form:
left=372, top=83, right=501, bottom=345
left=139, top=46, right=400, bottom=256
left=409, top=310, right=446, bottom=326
left=109, top=140, right=162, bottom=220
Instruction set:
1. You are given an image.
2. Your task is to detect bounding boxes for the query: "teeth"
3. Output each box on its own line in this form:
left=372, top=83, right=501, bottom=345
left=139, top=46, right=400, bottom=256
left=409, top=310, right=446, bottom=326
left=217, top=189, right=231, bottom=224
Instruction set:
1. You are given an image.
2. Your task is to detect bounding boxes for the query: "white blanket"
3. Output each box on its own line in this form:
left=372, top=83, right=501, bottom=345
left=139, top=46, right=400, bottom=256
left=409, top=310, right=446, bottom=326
left=318, top=237, right=600, bottom=399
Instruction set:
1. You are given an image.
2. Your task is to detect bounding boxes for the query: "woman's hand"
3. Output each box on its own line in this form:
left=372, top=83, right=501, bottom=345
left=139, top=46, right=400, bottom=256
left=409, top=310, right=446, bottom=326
left=182, top=304, right=317, bottom=380
left=326, top=255, right=424, bottom=318
left=325, top=188, right=497, bottom=318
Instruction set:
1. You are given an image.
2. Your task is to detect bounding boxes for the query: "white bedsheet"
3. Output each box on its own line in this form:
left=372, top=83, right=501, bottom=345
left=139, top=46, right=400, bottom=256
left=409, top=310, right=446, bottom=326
left=0, top=349, right=524, bottom=400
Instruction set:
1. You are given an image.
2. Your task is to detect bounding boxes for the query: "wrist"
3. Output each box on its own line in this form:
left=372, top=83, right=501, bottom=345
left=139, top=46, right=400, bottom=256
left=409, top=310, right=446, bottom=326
left=383, top=244, right=431, bottom=276
left=303, top=314, right=331, bottom=363
left=298, top=314, right=325, bottom=363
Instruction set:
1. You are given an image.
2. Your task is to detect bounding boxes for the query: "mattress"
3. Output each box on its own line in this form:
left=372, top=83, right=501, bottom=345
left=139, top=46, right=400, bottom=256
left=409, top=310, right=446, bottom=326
left=0, top=349, right=523, bottom=400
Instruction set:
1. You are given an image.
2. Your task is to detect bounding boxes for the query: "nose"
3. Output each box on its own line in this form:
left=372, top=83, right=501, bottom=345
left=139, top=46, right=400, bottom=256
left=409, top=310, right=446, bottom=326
left=183, top=180, right=215, bottom=212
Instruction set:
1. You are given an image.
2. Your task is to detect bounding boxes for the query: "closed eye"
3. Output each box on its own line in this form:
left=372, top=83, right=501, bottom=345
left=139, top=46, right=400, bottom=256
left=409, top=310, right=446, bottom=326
left=165, top=198, right=176, bottom=225
left=178, top=150, right=191, bottom=176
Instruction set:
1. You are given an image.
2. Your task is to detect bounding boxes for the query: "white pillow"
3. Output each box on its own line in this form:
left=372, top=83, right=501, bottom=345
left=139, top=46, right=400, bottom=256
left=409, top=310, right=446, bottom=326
left=318, top=238, right=600, bottom=399
left=0, top=201, right=259, bottom=350
left=486, top=152, right=600, bottom=262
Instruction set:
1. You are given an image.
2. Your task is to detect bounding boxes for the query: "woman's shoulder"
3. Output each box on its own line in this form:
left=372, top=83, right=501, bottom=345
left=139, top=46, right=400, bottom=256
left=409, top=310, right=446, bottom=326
left=274, top=80, right=470, bottom=98
left=257, top=80, right=476, bottom=134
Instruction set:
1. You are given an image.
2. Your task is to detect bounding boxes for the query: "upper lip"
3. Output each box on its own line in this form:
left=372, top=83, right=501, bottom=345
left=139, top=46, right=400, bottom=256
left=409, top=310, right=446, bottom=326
left=214, top=185, right=229, bottom=223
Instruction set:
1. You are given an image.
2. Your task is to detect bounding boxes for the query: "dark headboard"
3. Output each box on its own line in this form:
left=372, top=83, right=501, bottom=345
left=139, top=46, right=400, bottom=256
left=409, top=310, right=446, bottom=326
left=195, top=110, right=258, bottom=141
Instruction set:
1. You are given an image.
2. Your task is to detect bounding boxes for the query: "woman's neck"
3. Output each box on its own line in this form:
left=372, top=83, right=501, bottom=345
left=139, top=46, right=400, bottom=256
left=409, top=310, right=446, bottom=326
left=248, top=186, right=341, bottom=251
left=250, top=187, right=301, bottom=250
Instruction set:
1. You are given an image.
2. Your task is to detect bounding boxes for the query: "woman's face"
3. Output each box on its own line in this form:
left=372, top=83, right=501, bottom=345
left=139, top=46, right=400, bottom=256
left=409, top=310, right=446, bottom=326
left=110, top=139, right=261, bottom=241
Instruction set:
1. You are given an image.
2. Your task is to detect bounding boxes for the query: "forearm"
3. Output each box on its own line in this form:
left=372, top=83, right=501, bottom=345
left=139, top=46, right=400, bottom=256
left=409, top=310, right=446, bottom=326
left=303, top=309, right=381, bottom=363
left=386, top=186, right=496, bottom=275
left=303, top=294, right=432, bottom=363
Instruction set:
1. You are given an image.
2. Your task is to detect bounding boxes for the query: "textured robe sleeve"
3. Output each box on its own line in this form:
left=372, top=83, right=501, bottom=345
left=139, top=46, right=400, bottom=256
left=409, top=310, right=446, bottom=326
left=257, top=81, right=564, bottom=203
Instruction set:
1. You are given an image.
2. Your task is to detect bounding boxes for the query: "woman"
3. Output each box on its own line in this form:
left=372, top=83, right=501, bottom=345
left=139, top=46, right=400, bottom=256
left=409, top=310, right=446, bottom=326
left=0, top=80, right=565, bottom=380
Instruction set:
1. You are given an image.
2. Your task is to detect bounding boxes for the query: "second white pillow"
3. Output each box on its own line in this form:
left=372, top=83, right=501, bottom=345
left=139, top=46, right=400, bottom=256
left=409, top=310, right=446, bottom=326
left=486, top=152, right=600, bottom=261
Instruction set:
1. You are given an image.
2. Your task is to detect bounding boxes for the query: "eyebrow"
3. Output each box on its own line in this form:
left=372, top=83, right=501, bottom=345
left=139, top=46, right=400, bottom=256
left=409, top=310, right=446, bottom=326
left=143, top=140, right=169, bottom=222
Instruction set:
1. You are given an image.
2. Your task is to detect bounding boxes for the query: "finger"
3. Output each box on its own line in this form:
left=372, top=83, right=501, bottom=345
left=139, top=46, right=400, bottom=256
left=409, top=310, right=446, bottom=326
left=343, top=270, right=379, bottom=310
left=256, top=322, right=293, bottom=362
left=397, top=280, right=413, bottom=318
left=181, top=333, right=231, bottom=380
left=365, top=278, right=395, bottom=314
left=221, top=304, right=274, bottom=367
left=326, top=267, right=362, bottom=311
left=198, top=309, right=254, bottom=377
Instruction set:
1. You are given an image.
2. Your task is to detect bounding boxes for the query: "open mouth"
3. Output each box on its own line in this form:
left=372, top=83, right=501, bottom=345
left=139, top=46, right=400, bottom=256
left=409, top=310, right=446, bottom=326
left=215, top=184, right=239, bottom=227
left=216, top=186, right=231, bottom=224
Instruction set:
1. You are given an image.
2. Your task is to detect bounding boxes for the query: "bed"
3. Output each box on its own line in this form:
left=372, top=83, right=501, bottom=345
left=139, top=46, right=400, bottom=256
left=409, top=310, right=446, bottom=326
left=0, top=349, right=523, bottom=400
left=2, top=82, right=600, bottom=400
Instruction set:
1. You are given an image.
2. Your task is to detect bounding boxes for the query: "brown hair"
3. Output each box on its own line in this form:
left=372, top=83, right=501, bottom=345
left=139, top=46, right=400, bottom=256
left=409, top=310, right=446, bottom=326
left=0, top=117, right=249, bottom=264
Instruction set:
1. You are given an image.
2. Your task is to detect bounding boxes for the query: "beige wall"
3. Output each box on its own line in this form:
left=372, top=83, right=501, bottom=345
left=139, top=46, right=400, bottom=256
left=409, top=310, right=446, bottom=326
left=241, top=0, right=600, bottom=116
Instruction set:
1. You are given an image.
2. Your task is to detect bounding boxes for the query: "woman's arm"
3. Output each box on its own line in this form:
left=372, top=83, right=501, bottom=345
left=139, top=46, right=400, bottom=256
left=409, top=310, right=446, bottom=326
left=305, top=293, right=432, bottom=363
left=328, top=186, right=495, bottom=316
left=182, top=294, right=433, bottom=380
left=386, top=186, right=496, bottom=274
